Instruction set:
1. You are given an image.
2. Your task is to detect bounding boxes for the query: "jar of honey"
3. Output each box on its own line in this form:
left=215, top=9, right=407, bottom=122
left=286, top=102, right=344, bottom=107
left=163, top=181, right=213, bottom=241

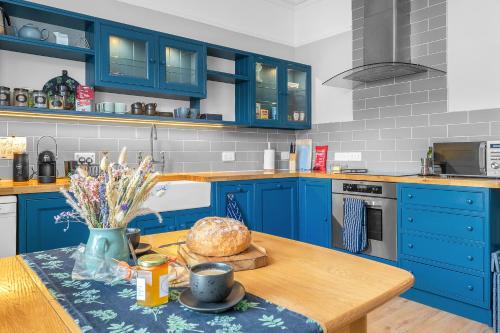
left=136, top=254, right=170, bottom=307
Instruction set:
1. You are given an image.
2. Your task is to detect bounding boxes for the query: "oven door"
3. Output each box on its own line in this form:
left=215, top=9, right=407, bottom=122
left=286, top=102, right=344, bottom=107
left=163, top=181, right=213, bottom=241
left=433, top=141, right=486, bottom=176
left=332, top=194, right=397, bottom=261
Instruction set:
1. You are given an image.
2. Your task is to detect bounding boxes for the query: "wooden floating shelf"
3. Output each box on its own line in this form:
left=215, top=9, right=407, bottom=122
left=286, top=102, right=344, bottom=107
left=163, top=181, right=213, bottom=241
left=206, top=70, right=249, bottom=84
left=0, top=106, right=238, bottom=128
left=0, top=34, right=94, bottom=62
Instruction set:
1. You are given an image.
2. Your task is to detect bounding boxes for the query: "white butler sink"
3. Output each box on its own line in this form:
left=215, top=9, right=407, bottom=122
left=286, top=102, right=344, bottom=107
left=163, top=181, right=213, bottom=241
left=143, top=181, right=211, bottom=212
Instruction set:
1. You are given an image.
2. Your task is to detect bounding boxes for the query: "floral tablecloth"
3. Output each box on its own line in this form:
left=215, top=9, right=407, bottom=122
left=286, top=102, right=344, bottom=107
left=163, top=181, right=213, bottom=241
left=22, top=248, right=323, bottom=333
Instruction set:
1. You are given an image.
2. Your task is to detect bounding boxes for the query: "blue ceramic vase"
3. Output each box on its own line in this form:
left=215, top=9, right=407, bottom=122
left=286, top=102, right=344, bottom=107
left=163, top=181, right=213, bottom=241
left=85, top=227, right=129, bottom=269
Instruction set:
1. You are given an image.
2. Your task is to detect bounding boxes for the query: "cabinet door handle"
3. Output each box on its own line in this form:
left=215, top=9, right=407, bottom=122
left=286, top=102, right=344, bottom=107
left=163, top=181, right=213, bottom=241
left=236, top=187, right=242, bottom=192
left=324, top=217, right=328, bottom=222
left=276, top=184, right=283, bottom=189
left=407, top=243, right=414, bottom=249
left=467, top=285, right=474, bottom=291
left=466, top=199, right=473, bottom=205
left=467, top=226, right=474, bottom=231
left=149, top=58, right=156, bottom=63
left=407, top=217, right=414, bottom=223
left=467, top=255, right=474, bottom=261
left=407, top=194, right=413, bottom=199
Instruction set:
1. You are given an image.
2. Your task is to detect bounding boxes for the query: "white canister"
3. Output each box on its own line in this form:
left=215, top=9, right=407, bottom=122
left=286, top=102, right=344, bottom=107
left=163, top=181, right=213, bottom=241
left=263, top=142, right=275, bottom=170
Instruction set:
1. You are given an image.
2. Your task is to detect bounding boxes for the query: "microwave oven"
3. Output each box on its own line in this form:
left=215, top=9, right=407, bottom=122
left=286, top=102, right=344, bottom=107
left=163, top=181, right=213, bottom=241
left=433, top=141, right=500, bottom=178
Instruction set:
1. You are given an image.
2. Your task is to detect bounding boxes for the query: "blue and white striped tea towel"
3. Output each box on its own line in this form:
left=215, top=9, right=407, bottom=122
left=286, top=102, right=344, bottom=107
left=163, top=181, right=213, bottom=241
left=492, top=251, right=500, bottom=332
left=342, top=197, right=367, bottom=253
left=226, top=193, right=244, bottom=224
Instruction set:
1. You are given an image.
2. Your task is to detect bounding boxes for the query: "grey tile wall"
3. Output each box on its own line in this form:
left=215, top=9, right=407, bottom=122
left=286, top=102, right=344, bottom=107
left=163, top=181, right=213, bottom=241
left=299, top=0, right=500, bottom=173
left=0, top=118, right=295, bottom=179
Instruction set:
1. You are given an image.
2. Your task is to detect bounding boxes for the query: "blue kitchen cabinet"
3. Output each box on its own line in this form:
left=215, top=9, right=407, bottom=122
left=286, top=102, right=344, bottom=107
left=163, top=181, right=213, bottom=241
left=215, top=182, right=256, bottom=230
left=255, top=180, right=298, bottom=239
left=398, top=183, right=499, bottom=325
left=251, top=56, right=311, bottom=129
left=283, top=63, right=311, bottom=129
left=298, top=179, right=332, bottom=247
left=159, top=37, right=206, bottom=95
left=18, top=193, right=89, bottom=253
left=129, top=214, right=175, bottom=236
left=93, top=21, right=207, bottom=99
left=98, top=23, right=157, bottom=88
left=175, top=207, right=213, bottom=230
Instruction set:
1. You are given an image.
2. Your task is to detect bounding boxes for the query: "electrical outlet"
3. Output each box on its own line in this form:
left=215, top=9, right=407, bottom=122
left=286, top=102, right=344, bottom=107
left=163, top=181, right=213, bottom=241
left=222, top=151, right=235, bottom=162
left=74, top=152, right=96, bottom=164
left=281, top=151, right=290, bottom=161
left=334, top=152, right=362, bottom=162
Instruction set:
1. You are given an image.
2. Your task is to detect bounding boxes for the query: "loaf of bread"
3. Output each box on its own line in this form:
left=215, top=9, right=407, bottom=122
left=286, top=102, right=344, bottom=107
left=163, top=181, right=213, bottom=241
left=186, top=217, right=251, bottom=257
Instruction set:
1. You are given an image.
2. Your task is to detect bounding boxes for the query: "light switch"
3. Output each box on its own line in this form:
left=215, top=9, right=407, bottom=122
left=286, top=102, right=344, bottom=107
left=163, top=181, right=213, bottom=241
left=281, top=151, right=290, bottom=161
left=222, top=151, right=235, bottom=162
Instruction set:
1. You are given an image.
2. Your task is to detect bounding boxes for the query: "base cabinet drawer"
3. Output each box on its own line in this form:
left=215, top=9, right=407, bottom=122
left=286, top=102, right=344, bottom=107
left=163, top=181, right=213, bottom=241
left=401, top=186, right=485, bottom=211
left=401, top=233, right=484, bottom=271
left=401, top=208, right=484, bottom=241
left=400, top=259, right=486, bottom=306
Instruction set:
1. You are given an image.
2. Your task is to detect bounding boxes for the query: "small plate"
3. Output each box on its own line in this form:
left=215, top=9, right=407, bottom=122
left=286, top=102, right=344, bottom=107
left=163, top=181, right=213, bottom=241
left=135, top=243, right=152, bottom=255
left=179, top=281, right=246, bottom=313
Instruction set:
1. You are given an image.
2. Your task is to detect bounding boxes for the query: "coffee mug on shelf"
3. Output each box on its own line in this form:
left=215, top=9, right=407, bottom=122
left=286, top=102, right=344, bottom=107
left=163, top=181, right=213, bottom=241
left=114, top=102, right=127, bottom=114
left=102, top=102, right=114, bottom=113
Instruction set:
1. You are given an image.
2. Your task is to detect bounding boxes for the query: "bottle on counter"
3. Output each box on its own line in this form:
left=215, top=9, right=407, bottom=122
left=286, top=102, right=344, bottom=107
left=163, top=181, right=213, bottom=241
left=289, top=142, right=296, bottom=172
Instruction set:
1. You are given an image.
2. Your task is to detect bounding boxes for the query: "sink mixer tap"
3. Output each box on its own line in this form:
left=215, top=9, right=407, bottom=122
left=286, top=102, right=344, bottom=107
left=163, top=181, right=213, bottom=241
left=138, top=124, right=166, bottom=173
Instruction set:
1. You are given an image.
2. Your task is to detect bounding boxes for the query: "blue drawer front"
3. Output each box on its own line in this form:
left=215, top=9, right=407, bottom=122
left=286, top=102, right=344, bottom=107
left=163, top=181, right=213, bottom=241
left=401, top=208, right=485, bottom=242
left=401, top=187, right=485, bottom=211
left=400, top=259, right=486, bottom=307
left=401, top=233, right=484, bottom=271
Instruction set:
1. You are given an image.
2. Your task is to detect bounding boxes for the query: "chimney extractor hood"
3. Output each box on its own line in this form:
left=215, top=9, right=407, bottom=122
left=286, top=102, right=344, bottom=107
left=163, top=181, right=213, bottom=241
left=323, top=0, right=446, bottom=89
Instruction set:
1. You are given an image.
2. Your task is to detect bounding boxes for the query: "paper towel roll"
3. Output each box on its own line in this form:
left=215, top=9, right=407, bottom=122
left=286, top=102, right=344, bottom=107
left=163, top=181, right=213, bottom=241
left=263, top=142, right=275, bottom=170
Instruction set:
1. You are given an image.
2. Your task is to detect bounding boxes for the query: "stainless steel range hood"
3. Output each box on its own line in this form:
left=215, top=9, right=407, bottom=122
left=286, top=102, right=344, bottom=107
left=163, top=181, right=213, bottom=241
left=323, top=0, right=446, bottom=89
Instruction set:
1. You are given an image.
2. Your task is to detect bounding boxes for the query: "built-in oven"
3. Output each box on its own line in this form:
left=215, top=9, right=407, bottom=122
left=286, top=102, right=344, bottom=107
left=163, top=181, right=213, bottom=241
left=332, top=180, right=397, bottom=261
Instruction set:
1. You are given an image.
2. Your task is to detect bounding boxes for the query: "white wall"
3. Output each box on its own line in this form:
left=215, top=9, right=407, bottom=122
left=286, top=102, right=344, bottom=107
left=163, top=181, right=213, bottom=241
left=448, top=0, right=500, bottom=112
left=116, top=0, right=295, bottom=47
left=294, top=0, right=351, bottom=47
left=295, top=31, right=353, bottom=124
left=293, top=0, right=352, bottom=124
left=32, top=0, right=295, bottom=60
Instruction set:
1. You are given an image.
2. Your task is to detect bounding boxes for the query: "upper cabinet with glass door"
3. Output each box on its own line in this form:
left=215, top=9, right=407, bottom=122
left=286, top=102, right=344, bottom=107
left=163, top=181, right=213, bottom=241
left=94, top=22, right=206, bottom=98
left=253, top=56, right=282, bottom=127
left=159, top=37, right=206, bottom=96
left=251, top=56, right=311, bottom=129
left=99, top=24, right=156, bottom=87
left=284, top=64, right=311, bottom=129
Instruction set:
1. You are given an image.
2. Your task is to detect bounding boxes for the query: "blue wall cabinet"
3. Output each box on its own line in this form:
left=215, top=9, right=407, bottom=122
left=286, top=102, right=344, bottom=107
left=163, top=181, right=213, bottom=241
left=159, top=37, right=206, bottom=95
left=251, top=56, right=311, bottom=129
left=284, top=64, right=311, bottom=129
left=252, top=56, right=282, bottom=128
left=215, top=182, right=255, bottom=230
left=99, top=23, right=157, bottom=87
left=18, top=193, right=88, bottom=253
left=298, top=179, right=332, bottom=247
left=255, top=180, right=298, bottom=239
left=398, top=184, right=499, bottom=325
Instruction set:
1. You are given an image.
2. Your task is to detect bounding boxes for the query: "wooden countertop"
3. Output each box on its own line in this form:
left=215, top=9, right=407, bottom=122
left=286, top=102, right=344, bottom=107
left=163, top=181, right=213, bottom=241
left=2, top=171, right=500, bottom=195
left=0, top=230, right=414, bottom=333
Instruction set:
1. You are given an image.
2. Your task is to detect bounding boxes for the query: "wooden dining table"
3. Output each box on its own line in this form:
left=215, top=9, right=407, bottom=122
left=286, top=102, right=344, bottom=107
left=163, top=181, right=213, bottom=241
left=0, top=230, right=413, bottom=333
